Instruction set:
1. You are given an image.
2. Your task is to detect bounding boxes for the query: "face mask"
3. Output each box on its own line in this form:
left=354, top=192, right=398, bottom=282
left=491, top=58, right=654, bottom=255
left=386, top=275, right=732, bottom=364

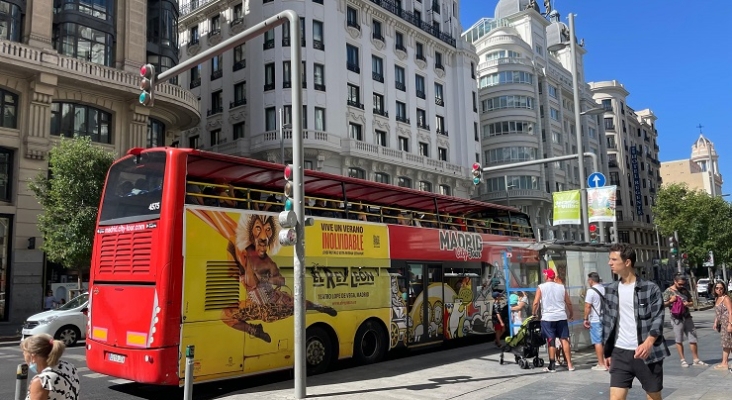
left=29, top=363, right=38, bottom=374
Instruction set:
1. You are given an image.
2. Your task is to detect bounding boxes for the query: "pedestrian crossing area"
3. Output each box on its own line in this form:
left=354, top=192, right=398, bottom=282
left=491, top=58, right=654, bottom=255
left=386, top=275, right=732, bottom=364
left=0, top=345, right=134, bottom=385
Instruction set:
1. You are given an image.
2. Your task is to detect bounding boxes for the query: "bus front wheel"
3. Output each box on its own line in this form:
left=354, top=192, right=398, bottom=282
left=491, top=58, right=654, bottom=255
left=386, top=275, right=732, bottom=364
left=353, top=320, right=387, bottom=365
left=306, top=326, right=333, bottom=375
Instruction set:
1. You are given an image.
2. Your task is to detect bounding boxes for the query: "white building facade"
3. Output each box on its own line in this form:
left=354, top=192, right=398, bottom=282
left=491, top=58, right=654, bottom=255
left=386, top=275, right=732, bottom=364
left=176, top=0, right=481, bottom=198
left=590, top=80, right=666, bottom=277
left=463, top=0, right=607, bottom=242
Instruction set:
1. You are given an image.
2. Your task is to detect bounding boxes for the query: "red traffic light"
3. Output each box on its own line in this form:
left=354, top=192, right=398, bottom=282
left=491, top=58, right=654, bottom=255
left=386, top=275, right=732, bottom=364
left=472, top=162, right=481, bottom=171
left=284, top=164, right=293, bottom=180
left=589, top=224, right=597, bottom=232
left=140, top=64, right=153, bottom=78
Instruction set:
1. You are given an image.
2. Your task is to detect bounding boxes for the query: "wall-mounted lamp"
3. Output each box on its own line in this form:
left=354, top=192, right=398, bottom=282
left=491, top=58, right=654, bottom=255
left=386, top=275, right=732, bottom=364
left=27, top=237, right=36, bottom=250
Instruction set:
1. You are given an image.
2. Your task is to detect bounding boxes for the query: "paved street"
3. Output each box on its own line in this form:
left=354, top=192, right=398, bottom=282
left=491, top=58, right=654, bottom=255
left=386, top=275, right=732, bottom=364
left=1, top=309, right=730, bottom=399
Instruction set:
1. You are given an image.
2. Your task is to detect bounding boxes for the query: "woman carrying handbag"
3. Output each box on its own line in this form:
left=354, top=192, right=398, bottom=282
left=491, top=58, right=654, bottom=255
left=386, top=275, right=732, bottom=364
left=712, top=280, right=732, bottom=372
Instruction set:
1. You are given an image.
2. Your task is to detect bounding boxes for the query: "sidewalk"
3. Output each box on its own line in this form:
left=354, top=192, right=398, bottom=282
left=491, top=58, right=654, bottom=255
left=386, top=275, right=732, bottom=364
left=217, top=308, right=731, bottom=400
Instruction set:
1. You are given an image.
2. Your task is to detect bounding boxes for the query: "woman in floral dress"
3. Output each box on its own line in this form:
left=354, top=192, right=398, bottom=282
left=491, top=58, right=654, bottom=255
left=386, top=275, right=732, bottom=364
left=712, top=281, right=732, bottom=372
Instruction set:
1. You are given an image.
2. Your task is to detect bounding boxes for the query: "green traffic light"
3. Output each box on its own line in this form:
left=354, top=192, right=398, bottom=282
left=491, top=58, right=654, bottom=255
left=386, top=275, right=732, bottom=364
left=284, top=198, right=293, bottom=211
left=472, top=177, right=480, bottom=185
left=139, top=92, right=149, bottom=105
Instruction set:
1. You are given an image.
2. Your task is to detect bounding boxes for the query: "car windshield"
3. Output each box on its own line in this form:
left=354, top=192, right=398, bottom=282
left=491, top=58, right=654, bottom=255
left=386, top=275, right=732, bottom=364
left=57, top=293, right=88, bottom=310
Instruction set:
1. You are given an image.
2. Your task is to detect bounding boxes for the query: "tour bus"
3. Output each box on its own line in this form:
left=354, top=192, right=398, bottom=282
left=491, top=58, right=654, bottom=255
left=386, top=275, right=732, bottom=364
left=86, top=147, right=538, bottom=385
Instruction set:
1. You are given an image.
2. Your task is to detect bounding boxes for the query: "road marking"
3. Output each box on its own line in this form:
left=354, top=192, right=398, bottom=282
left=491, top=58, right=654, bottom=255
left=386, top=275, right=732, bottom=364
left=64, top=354, right=87, bottom=361
left=83, top=373, right=107, bottom=379
left=4, top=347, right=22, bottom=352
left=0, top=354, right=16, bottom=359
left=76, top=367, right=90, bottom=372
left=109, top=378, right=133, bottom=385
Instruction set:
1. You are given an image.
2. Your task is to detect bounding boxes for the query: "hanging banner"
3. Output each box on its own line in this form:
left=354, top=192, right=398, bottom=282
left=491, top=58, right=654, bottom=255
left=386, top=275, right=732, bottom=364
left=552, top=190, right=581, bottom=225
left=587, top=186, right=617, bottom=222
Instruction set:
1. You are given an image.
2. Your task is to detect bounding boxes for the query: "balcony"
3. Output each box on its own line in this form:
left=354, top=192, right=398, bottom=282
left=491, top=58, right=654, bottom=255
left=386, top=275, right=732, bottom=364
left=416, top=54, right=426, bottom=62
left=395, top=82, right=405, bottom=91
left=230, top=18, right=243, bottom=28
left=190, top=78, right=201, bottom=89
left=230, top=98, right=247, bottom=109
left=207, top=29, right=221, bottom=38
left=372, top=72, right=384, bottom=83
left=313, top=40, right=324, bottom=50
left=207, top=106, right=223, bottom=116
left=372, top=32, right=385, bottom=42
left=605, top=125, right=615, bottom=131
left=250, top=129, right=341, bottom=155
left=347, top=20, right=361, bottom=31
left=347, top=99, right=364, bottom=109
left=478, top=189, right=552, bottom=203
left=188, top=38, right=199, bottom=48
left=435, top=97, right=444, bottom=107
left=416, top=90, right=425, bottom=99
left=367, top=0, right=456, bottom=47
left=395, top=43, right=407, bottom=53
left=436, top=129, right=448, bottom=137
left=282, top=37, right=291, bottom=47
left=347, top=62, right=360, bottom=73
left=233, top=60, right=245, bottom=71
left=210, top=69, right=223, bottom=80
left=435, top=62, right=444, bottom=71
left=263, top=39, right=275, bottom=50
left=373, top=108, right=388, bottom=117
left=340, top=137, right=465, bottom=175
left=417, top=122, right=429, bottom=130
left=608, top=160, right=618, bottom=168
left=264, top=82, right=275, bottom=91
left=283, top=81, right=291, bottom=89
left=314, top=83, right=326, bottom=91
left=396, top=115, right=410, bottom=124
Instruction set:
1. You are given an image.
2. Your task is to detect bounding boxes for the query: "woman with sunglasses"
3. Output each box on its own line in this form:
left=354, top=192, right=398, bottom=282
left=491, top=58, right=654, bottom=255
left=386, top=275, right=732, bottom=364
left=712, top=281, right=732, bottom=371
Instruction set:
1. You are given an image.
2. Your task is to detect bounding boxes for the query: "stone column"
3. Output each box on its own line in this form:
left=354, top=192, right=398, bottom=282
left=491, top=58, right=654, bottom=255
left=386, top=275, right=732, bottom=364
left=24, top=73, right=57, bottom=160
left=116, top=0, right=148, bottom=73
left=123, top=104, right=150, bottom=151
left=23, top=0, right=54, bottom=49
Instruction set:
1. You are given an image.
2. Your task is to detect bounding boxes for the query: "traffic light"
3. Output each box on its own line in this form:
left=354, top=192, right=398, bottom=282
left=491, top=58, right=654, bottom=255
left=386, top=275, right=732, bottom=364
left=139, top=63, right=156, bottom=106
left=609, top=226, right=616, bottom=243
left=669, top=236, right=679, bottom=256
left=278, top=164, right=297, bottom=246
left=589, top=224, right=598, bottom=243
left=471, top=162, right=482, bottom=185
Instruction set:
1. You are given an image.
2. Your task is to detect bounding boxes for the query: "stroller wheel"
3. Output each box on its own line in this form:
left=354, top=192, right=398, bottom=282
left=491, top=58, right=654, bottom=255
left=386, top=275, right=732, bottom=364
left=533, top=358, right=540, bottom=367
left=518, top=359, right=527, bottom=369
left=538, top=358, right=545, bottom=367
left=515, top=355, right=521, bottom=363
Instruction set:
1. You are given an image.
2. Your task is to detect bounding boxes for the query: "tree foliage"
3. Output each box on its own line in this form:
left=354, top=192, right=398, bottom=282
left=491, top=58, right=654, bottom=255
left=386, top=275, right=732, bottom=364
left=653, top=183, right=732, bottom=268
left=28, top=136, right=115, bottom=271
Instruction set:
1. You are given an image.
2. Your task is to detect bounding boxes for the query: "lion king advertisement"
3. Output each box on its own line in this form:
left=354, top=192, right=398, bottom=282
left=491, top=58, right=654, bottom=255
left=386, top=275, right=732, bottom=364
left=179, top=207, right=390, bottom=380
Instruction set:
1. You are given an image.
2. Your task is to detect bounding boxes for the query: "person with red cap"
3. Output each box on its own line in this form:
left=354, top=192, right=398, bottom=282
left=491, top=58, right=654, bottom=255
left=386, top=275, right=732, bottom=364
left=532, top=268, right=574, bottom=372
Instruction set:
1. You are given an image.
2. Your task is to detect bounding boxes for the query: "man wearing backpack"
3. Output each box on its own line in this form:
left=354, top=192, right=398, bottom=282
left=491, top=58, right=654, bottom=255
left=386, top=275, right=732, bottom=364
left=583, top=272, right=607, bottom=371
left=663, top=273, right=707, bottom=367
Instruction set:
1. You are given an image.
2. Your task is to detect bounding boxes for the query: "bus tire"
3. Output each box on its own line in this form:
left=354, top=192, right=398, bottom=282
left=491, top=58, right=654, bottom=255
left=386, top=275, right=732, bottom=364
left=306, top=326, right=333, bottom=375
left=353, top=320, right=387, bottom=365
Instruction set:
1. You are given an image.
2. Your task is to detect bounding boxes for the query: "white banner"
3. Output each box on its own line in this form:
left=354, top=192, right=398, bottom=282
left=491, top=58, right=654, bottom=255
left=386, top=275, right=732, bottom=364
left=587, top=186, right=617, bottom=223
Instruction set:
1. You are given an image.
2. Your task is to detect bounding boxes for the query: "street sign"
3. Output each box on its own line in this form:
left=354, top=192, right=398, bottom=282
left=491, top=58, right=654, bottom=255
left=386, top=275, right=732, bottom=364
left=587, top=172, right=606, bottom=188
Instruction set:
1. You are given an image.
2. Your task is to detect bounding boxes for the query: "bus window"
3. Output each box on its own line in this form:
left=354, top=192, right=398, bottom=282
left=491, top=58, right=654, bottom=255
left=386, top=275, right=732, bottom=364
left=98, top=151, right=166, bottom=225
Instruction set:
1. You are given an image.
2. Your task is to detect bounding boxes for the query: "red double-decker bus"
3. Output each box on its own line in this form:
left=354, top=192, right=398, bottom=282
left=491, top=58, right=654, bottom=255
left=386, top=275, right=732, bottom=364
left=86, top=147, right=538, bottom=385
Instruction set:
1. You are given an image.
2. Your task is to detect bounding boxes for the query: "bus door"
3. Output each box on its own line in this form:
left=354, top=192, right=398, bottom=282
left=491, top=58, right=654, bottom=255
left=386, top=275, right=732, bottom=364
left=406, top=264, right=443, bottom=345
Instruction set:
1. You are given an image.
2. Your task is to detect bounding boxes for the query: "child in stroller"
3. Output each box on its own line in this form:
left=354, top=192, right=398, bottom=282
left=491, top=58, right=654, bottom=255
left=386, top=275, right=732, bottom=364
left=499, top=315, right=545, bottom=369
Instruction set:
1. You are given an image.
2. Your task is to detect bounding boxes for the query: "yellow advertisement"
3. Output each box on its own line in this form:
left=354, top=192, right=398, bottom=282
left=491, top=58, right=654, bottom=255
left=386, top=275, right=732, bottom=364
left=180, top=208, right=390, bottom=380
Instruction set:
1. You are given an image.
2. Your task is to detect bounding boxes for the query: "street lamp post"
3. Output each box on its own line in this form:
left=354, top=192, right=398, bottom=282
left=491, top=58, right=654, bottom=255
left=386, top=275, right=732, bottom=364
left=504, top=175, right=517, bottom=208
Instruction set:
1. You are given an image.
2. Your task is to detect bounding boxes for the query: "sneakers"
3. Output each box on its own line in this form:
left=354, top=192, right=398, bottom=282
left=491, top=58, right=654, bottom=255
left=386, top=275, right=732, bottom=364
left=543, top=366, right=556, bottom=373
left=591, top=364, right=608, bottom=371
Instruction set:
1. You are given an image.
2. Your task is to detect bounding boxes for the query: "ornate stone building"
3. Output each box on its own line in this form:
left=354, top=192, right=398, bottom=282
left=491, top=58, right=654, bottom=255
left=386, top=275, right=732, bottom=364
left=660, top=135, right=724, bottom=196
left=0, top=0, right=199, bottom=327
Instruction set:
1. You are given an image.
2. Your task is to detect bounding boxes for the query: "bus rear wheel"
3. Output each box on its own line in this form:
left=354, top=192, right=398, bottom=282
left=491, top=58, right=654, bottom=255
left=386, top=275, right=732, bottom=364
left=353, top=320, right=387, bottom=365
left=306, top=326, right=333, bottom=375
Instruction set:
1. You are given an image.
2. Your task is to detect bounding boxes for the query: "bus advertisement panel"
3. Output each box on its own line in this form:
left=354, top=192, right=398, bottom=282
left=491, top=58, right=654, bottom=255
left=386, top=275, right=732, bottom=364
left=180, top=208, right=391, bottom=381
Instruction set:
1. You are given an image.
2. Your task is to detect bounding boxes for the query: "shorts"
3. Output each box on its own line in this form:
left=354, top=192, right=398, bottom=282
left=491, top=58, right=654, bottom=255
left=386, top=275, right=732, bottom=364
left=541, top=320, right=570, bottom=340
left=590, top=321, right=602, bottom=345
left=493, top=322, right=504, bottom=331
left=671, top=317, right=697, bottom=344
left=610, top=348, right=663, bottom=393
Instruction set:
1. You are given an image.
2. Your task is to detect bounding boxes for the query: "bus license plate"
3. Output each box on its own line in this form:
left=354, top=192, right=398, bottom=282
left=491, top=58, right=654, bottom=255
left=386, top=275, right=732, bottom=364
left=108, top=353, right=126, bottom=363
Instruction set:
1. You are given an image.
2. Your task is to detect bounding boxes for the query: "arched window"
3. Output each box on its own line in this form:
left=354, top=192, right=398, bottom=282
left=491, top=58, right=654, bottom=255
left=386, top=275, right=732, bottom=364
left=50, top=102, right=111, bottom=144
left=147, top=118, right=165, bottom=147
left=348, top=167, right=365, bottom=179
left=374, top=173, right=390, bottom=184
left=0, top=88, right=18, bottom=129
left=0, top=0, right=24, bottom=42
left=397, top=177, right=411, bottom=188
left=418, top=181, right=432, bottom=192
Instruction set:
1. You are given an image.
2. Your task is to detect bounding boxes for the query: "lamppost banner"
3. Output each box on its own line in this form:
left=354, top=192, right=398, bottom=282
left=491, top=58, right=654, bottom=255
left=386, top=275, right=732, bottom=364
left=587, top=185, right=617, bottom=222
left=552, top=190, right=581, bottom=225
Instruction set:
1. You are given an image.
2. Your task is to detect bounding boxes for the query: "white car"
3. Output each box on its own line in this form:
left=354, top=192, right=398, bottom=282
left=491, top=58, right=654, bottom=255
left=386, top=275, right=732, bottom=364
left=696, top=278, right=710, bottom=297
left=22, top=293, right=88, bottom=346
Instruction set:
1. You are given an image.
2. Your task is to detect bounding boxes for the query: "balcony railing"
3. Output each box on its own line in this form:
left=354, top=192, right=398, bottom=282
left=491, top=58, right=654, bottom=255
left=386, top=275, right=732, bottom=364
left=395, top=81, right=405, bottom=91
left=314, top=83, right=326, bottom=91
left=435, top=97, right=444, bottom=107
left=416, top=54, right=426, bottom=62
left=264, top=82, right=275, bottom=91
left=283, top=81, right=291, bottom=89
left=190, top=78, right=201, bottom=89
left=230, top=98, right=247, bottom=108
left=282, top=37, right=291, bottom=46
left=396, top=115, right=410, bottom=124
left=417, top=122, right=429, bottom=130
left=263, top=39, right=275, bottom=50
left=313, top=40, right=324, bottom=50
left=436, top=129, right=448, bottom=136
left=211, top=69, right=223, bottom=80
left=207, top=106, right=223, bottom=116
left=367, top=0, right=456, bottom=47
left=372, top=32, right=385, bottom=42
left=395, top=43, right=407, bottom=52
left=347, top=20, right=360, bottom=30
left=373, top=108, right=388, bottom=117
left=208, top=29, right=221, bottom=38
left=188, top=38, right=199, bottom=48
left=230, top=18, right=243, bottom=27
left=416, top=90, right=425, bottom=99
left=372, top=72, right=384, bottom=83
left=347, top=62, right=360, bottom=73
left=435, top=62, right=444, bottom=70
left=347, top=99, right=364, bottom=109
left=233, top=60, right=245, bottom=71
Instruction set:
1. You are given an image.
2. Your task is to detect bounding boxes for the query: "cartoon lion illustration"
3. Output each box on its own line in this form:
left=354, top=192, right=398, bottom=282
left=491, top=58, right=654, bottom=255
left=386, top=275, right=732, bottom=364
left=190, top=209, right=336, bottom=343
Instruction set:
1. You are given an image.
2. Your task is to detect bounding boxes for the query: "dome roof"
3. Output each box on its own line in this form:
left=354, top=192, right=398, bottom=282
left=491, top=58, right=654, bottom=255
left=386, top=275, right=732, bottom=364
left=495, top=0, right=539, bottom=20
left=691, top=134, right=717, bottom=157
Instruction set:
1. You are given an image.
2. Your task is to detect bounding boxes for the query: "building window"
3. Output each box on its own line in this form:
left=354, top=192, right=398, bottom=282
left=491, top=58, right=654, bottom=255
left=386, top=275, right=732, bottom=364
left=233, top=122, right=245, bottom=139
left=264, top=63, right=275, bottom=90
left=210, top=129, right=221, bottom=146
left=263, top=28, right=274, bottom=49
left=314, top=107, right=326, bottom=131
left=396, top=101, right=408, bottom=123
left=53, top=23, right=115, bottom=66
left=373, top=93, right=386, bottom=115
left=435, top=51, right=443, bottom=69
left=283, top=61, right=291, bottom=87
left=438, top=147, right=447, bottom=161
left=486, top=147, right=537, bottom=165
left=147, top=117, right=165, bottom=147
left=0, top=213, right=11, bottom=319
left=0, top=89, right=18, bottom=129
left=395, top=31, right=405, bottom=51
left=209, top=90, right=222, bottom=115
left=346, top=44, right=360, bottom=73
left=416, top=42, right=425, bottom=61
left=348, top=167, right=365, bottom=179
left=604, top=118, right=615, bottom=130
left=189, top=135, right=199, bottom=149
left=482, top=96, right=535, bottom=111
left=550, top=108, right=560, bottom=121
left=439, top=184, right=451, bottom=196
left=211, top=55, right=222, bottom=80
left=0, top=148, right=12, bottom=202
left=233, top=44, right=245, bottom=70
left=282, top=21, right=290, bottom=46
left=474, top=122, right=479, bottom=141
left=375, top=172, right=390, bottom=184
left=349, top=122, right=363, bottom=141
left=232, top=81, right=246, bottom=108
left=398, top=136, right=409, bottom=152
left=372, top=55, right=383, bottom=82
left=478, top=71, right=534, bottom=88
left=299, top=17, right=305, bottom=46
left=0, top=1, right=23, bottom=41
left=434, top=83, right=444, bottom=106
left=397, top=177, right=412, bottom=188
left=419, top=142, right=429, bottom=157
left=265, top=107, right=276, bottom=131
left=435, top=115, right=446, bottom=136
left=375, top=130, right=387, bottom=147
left=313, top=20, right=324, bottom=49
left=50, top=102, right=111, bottom=143
left=347, top=84, right=361, bottom=108
left=416, top=108, right=427, bottom=129
left=346, top=6, right=359, bottom=29
left=415, top=74, right=425, bottom=99
left=314, top=63, right=325, bottom=91
left=418, top=181, right=432, bottom=192
left=548, top=85, right=558, bottom=98
left=395, top=66, right=405, bottom=91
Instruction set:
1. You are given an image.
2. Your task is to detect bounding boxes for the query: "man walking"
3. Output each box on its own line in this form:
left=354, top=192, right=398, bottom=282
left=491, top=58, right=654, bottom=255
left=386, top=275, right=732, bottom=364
left=602, top=243, right=669, bottom=400
left=532, top=268, right=574, bottom=372
left=584, top=272, right=607, bottom=371
left=663, top=273, right=707, bottom=367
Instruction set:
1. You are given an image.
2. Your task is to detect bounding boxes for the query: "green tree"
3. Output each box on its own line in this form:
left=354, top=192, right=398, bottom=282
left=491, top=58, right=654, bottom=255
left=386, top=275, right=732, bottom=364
left=28, top=136, right=115, bottom=283
left=653, top=183, right=732, bottom=269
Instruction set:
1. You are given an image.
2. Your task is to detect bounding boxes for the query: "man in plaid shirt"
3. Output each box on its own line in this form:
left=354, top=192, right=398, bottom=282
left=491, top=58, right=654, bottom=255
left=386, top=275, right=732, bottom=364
left=602, top=243, right=670, bottom=400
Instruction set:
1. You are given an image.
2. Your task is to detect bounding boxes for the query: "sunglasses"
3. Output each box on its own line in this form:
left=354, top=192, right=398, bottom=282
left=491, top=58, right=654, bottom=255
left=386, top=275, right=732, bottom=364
left=715, top=287, right=725, bottom=290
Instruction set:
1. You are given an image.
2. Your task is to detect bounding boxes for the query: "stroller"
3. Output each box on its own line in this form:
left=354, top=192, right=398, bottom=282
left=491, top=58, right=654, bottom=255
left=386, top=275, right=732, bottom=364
left=499, top=315, right=545, bottom=369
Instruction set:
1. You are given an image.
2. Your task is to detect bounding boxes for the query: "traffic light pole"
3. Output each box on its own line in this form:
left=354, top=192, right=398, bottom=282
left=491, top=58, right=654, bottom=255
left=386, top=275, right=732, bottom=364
left=154, top=11, right=307, bottom=399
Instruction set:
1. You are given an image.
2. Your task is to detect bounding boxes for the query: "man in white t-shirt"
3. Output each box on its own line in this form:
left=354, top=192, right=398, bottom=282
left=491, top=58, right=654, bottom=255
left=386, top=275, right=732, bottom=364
left=583, top=272, right=606, bottom=371
left=532, top=268, right=574, bottom=372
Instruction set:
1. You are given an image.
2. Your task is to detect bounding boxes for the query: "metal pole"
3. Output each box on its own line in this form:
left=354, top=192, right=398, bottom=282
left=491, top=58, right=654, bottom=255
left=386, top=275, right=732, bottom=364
left=504, top=175, right=510, bottom=208
left=14, top=363, right=28, bottom=400
left=183, top=345, right=194, bottom=400
left=288, top=11, right=307, bottom=400
left=707, top=143, right=716, bottom=197
left=568, top=13, right=589, bottom=242
left=674, top=230, right=682, bottom=273
left=279, top=108, right=285, bottom=163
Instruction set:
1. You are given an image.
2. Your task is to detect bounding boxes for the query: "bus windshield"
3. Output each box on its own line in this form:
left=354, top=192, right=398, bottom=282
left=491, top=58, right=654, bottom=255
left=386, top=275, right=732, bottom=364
left=98, top=151, right=166, bottom=225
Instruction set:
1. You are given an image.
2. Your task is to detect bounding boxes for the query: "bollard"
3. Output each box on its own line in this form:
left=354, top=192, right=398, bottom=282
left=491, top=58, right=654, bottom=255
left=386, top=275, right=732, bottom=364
left=182, top=345, right=194, bottom=400
left=15, top=363, right=28, bottom=400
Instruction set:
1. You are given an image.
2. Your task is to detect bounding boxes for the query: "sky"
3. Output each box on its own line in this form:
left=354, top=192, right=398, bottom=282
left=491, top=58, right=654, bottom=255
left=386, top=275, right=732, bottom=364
left=459, top=0, right=732, bottom=194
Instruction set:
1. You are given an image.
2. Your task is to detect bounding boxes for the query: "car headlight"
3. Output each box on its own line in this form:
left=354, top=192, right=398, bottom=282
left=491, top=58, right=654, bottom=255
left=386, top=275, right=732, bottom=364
left=37, top=316, right=59, bottom=325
